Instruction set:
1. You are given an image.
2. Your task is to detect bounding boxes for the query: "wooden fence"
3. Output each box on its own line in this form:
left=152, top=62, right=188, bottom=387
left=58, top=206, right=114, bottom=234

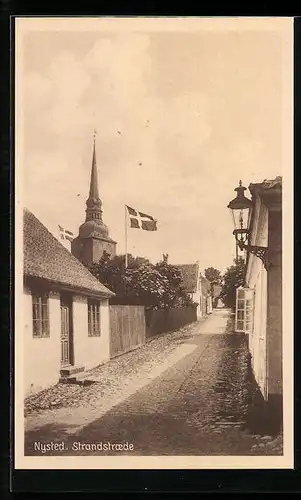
left=109, top=305, right=146, bottom=358
left=109, top=304, right=197, bottom=358
left=145, top=305, right=197, bottom=340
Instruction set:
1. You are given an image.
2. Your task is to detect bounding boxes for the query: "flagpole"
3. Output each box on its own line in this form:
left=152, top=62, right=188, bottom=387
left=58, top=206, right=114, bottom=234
left=125, top=205, right=128, bottom=269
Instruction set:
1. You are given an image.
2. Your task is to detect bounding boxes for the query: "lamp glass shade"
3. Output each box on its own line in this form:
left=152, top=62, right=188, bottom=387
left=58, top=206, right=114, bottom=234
left=230, top=206, right=249, bottom=232
left=227, top=181, right=253, bottom=245
left=227, top=181, right=253, bottom=230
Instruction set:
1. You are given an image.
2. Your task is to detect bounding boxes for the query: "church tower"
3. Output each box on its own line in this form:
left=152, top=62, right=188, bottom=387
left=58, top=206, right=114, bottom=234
left=71, top=133, right=117, bottom=267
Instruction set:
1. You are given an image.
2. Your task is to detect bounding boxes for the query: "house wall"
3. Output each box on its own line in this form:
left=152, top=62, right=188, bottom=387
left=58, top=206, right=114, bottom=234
left=248, top=259, right=268, bottom=399
left=24, top=286, right=61, bottom=396
left=207, top=295, right=213, bottom=314
left=24, top=285, right=111, bottom=396
left=200, top=276, right=212, bottom=316
left=199, top=293, right=212, bottom=315
left=73, top=295, right=110, bottom=370
left=246, top=197, right=269, bottom=399
left=200, top=291, right=207, bottom=316
left=192, top=291, right=202, bottom=318
left=267, top=210, right=282, bottom=400
left=193, top=286, right=213, bottom=318
left=245, top=194, right=282, bottom=424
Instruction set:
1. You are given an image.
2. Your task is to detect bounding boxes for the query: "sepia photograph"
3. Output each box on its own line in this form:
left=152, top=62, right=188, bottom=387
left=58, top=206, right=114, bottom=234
left=14, top=17, right=293, bottom=469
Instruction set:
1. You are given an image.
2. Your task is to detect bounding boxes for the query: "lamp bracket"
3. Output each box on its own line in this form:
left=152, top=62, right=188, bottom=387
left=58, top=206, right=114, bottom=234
left=238, top=241, right=269, bottom=270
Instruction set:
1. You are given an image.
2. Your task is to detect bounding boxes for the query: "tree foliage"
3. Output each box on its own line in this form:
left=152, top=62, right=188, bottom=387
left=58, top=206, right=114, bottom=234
left=89, top=253, right=195, bottom=310
left=220, top=258, right=246, bottom=309
left=204, top=266, right=222, bottom=285
left=89, top=253, right=150, bottom=297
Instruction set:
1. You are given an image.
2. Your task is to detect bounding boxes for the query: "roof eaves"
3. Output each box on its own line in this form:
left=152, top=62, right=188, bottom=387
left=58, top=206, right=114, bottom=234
left=249, top=176, right=282, bottom=194
left=24, top=273, right=115, bottom=298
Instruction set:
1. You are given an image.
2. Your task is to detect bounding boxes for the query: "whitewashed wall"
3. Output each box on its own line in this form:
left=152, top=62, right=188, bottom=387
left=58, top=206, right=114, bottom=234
left=24, top=286, right=61, bottom=396
left=192, top=291, right=202, bottom=318
left=24, top=286, right=111, bottom=396
left=246, top=196, right=268, bottom=400
left=72, top=296, right=110, bottom=371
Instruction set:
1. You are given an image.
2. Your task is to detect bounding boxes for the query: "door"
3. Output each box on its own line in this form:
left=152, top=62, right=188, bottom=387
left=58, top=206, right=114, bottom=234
left=60, top=295, right=73, bottom=366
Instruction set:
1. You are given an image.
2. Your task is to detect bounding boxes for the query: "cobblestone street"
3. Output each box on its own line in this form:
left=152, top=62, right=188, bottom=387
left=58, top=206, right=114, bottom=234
left=25, top=309, right=283, bottom=456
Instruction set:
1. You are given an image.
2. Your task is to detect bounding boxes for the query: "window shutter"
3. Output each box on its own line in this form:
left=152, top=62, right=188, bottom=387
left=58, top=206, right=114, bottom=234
left=235, top=287, right=254, bottom=333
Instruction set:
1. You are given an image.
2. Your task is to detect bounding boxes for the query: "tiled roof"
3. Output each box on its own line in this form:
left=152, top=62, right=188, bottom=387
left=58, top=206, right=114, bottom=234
left=262, top=176, right=282, bottom=188
left=23, top=209, right=114, bottom=297
left=249, top=176, right=282, bottom=192
left=175, top=263, right=199, bottom=293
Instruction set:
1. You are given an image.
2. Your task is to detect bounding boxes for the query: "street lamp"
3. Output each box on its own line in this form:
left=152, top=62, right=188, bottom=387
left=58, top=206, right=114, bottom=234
left=227, top=180, right=268, bottom=269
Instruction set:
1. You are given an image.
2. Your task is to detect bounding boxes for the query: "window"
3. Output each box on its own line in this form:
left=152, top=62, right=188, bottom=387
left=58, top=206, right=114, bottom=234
left=235, top=287, right=254, bottom=333
left=32, top=293, right=50, bottom=338
left=88, top=299, right=101, bottom=336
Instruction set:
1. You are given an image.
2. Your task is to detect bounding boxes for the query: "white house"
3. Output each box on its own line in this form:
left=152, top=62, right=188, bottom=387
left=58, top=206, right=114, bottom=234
left=23, top=208, right=114, bottom=396
left=199, top=274, right=213, bottom=316
left=234, top=176, right=282, bottom=431
left=212, top=284, right=223, bottom=308
left=175, top=263, right=212, bottom=318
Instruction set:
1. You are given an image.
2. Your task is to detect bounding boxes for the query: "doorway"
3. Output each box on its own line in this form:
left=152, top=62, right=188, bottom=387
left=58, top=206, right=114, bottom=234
left=60, top=294, right=74, bottom=367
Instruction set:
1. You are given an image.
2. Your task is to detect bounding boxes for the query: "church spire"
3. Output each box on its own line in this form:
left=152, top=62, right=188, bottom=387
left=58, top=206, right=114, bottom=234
left=85, top=130, right=103, bottom=222
left=89, top=130, right=100, bottom=199
left=71, top=129, right=117, bottom=266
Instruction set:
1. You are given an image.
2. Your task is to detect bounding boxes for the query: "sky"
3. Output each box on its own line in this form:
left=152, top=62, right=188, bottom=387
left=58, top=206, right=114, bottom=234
left=18, top=18, right=290, bottom=274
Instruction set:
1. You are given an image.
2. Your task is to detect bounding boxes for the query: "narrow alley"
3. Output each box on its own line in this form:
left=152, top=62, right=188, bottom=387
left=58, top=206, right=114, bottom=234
left=24, top=309, right=282, bottom=456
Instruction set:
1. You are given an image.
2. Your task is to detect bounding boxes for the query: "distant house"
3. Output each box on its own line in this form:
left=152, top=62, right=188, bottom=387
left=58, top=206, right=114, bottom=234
left=212, top=284, right=223, bottom=308
left=234, top=176, right=282, bottom=430
left=175, top=263, right=212, bottom=318
left=200, top=275, right=213, bottom=316
left=23, top=209, right=114, bottom=396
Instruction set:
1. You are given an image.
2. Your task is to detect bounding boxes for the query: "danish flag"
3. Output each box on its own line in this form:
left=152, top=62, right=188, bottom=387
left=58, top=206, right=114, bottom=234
left=125, top=205, right=157, bottom=231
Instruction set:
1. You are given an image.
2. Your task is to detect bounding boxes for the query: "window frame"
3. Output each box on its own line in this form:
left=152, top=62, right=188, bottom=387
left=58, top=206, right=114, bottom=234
left=88, top=299, right=101, bottom=337
left=32, top=291, right=50, bottom=338
left=235, top=286, right=254, bottom=334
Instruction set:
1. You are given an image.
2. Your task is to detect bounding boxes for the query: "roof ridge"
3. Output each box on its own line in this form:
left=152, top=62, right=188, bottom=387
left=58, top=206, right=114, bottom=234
left=174, top=262, right=199, bottom=267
